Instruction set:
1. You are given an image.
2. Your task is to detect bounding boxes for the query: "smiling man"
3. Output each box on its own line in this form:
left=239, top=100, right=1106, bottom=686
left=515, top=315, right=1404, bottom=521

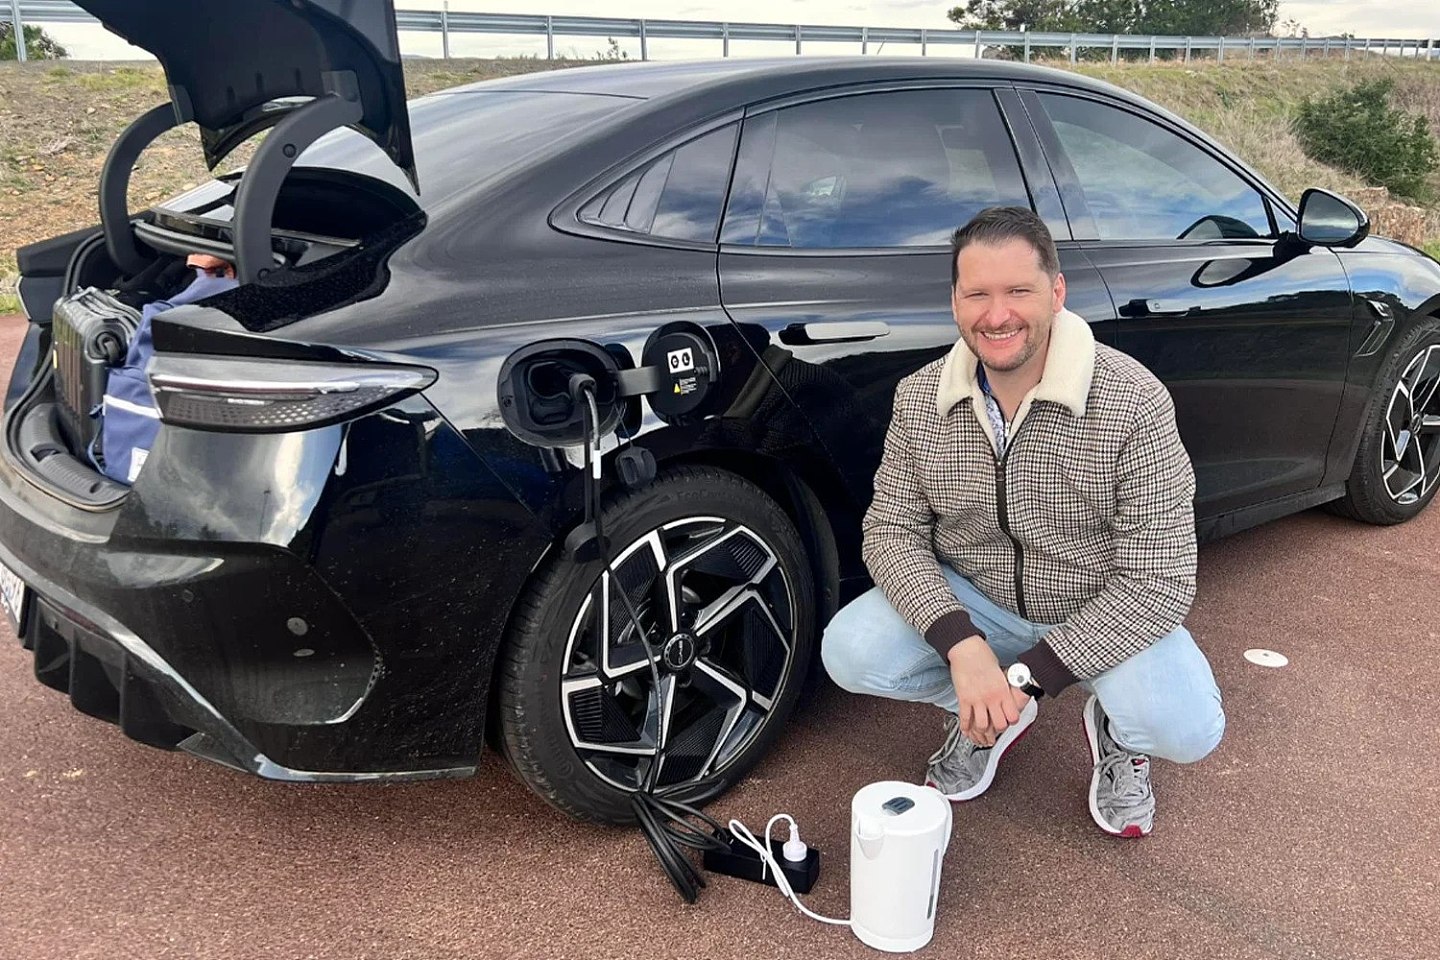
left=821, top=206, right=1225, bottom=837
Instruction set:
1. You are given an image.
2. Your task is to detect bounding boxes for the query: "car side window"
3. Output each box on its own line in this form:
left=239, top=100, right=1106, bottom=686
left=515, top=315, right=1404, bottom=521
left=578, top=123, right=738, bottom=243
left=721, top=89, right=1031, bottom=249
left=1037, top=93, right=1273, bottom=242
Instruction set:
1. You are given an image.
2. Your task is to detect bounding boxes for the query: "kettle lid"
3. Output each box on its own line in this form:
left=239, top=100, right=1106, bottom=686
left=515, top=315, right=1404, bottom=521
left=852, top=781, right=950, bottom=837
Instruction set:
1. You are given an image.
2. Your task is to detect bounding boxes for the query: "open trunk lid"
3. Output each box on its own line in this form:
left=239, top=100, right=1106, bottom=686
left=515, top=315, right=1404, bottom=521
left=76, top=0, right=415, bottom=187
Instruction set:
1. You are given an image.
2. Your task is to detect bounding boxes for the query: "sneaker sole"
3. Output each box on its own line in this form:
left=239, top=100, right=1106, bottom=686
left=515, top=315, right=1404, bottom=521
left=927, top=698, right=1038, bottom=802
left=1082, top=695, right=1149, bottom=839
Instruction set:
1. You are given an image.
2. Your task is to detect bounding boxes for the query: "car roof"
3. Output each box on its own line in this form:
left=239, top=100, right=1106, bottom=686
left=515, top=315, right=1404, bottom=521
left=454, top=56, right=1288, bottom=212
left=440, top=56, right=1136, bottom=105
left=399, top=55, right=1290, bottom=230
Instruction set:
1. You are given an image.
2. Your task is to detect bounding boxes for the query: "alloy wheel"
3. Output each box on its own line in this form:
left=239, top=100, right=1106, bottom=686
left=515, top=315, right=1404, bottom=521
left=558, top=517, right=796, bottom=792
left=1380, top=344, right=1440, bottom=505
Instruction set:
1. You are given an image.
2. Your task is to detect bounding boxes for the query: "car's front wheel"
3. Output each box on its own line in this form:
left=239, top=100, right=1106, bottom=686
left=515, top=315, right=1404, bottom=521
left=496, top=465, right=815, bottom=823
left=1331, top=316, right=1440, bottom=524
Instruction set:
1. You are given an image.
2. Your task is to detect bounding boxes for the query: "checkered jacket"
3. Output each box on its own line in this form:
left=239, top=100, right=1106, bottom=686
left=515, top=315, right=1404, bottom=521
left=860, top=308, right=1197, bottom=695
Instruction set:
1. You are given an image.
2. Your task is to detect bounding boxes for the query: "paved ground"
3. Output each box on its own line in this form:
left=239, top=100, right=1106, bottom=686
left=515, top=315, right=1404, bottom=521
left=0, top=311, right=1437, bottom=959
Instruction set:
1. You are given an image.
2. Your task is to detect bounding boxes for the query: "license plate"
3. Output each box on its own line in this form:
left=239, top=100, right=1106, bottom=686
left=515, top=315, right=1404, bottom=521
left=0, top=560, right=26, bottom=634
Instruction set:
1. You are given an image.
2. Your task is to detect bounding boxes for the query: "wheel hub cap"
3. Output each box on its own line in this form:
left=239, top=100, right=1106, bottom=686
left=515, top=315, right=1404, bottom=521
left=661, top=632, right=699, bottom=672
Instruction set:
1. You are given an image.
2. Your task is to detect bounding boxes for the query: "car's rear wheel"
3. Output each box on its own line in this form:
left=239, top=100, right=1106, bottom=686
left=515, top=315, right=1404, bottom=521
left=1330, top=317, right=1440, bottom=525
left=497, top=465, right=814, bottom=823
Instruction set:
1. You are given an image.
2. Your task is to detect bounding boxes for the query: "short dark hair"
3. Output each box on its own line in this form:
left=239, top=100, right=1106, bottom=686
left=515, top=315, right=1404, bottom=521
left=950, top=206, right=1060, bottom=288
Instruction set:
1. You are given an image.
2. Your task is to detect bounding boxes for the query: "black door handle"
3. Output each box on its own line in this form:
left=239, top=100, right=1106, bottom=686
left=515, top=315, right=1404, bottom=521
left=1119, top=298, right=1193, bottom=318
left=778, top=321, right=891, bottom=345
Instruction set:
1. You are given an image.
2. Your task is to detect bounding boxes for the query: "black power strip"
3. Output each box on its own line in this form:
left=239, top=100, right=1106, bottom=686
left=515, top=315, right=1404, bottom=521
left=704, top=831, right=822, bottom=894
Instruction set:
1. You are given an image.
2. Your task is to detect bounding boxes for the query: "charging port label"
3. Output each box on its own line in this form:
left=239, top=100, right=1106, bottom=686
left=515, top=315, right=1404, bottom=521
left=667, top=347, right=695, bottom=374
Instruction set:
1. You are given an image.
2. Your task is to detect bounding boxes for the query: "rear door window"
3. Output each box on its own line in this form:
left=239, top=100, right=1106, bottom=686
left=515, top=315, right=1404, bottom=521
left=721, top=89, right=1032, bottom=249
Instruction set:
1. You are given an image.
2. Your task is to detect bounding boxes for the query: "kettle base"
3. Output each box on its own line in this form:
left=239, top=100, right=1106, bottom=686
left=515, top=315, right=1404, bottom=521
left=852, top=924, right=936, bottom=953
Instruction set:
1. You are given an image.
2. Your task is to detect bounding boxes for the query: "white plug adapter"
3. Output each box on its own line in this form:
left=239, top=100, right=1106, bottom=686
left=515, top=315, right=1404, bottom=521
left=783, top=822, right=808, bottom=863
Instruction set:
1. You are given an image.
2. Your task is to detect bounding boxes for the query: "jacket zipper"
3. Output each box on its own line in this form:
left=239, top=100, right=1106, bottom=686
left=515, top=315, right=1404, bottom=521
left=993, top=424, right=1028, bottom=621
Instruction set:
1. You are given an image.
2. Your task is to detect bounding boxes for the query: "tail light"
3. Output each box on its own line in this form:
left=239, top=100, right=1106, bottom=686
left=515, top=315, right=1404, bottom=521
left=146, top=354, right=437, bottom=432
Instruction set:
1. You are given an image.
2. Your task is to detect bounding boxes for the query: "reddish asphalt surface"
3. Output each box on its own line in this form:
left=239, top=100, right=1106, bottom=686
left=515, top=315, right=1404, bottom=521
left=1, top=311, right=1437, bottom=959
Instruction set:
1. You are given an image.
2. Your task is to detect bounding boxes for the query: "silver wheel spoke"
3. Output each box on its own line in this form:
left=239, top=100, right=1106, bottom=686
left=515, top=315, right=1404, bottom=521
left=693, top=583, right=760, bottom=638
left=666, top=524, right=776, bottom=633
left=1423, top=443, right=1440, bottom=497
left=561, top=676, right=657, bottom=756
left=661, top=517, right=725, bottom=632
left=599, top=530, right=666, bottom=678
left=1387, top=387, right=1411, bottom=456
left=1419, top=415, right=1440, bottom=435
left=651, top=674, right=678, bottom=752
left=693, top=589, right=791, bottom=708
left=1384, top=461, right=1424, bottom=502
left=692, top=658, right=748, bottom=704
left=691, top=659, right=751, bottom=778
left=605, top=642, right=656, bottom=680
left=1403, top=346, right=1440, bottom=409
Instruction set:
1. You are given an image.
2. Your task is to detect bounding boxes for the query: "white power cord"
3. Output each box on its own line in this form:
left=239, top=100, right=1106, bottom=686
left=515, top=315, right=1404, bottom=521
left=726, top=814, right=851, bottom=927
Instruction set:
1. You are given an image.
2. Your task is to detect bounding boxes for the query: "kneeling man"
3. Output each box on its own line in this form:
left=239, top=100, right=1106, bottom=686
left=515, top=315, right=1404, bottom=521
left=822, top=207, right=1225, bottom=837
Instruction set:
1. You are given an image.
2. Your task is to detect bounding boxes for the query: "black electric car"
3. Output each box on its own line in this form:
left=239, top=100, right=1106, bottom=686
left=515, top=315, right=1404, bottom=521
left=6, top=0, right=1440, bottom=823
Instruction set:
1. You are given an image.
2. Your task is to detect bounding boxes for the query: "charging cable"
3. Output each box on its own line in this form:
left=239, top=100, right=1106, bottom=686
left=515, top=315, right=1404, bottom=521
left=571, top=376, right=730, bottom=904
left=726, top=815, right=851, bottom=926
left=573, top=382, right=853, bottom=919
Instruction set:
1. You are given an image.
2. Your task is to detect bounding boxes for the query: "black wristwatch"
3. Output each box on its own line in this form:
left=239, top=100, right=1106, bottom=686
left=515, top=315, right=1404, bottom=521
left=1006, top=662, right=1045, bottom=699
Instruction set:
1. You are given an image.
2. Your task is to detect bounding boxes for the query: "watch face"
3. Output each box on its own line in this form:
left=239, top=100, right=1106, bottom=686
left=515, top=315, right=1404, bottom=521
left=1007, top=663, right=1030, bottom=687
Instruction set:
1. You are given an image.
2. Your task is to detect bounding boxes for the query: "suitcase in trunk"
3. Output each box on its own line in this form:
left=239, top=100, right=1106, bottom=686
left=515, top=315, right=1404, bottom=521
left=50, top=287, right=141, bottom=455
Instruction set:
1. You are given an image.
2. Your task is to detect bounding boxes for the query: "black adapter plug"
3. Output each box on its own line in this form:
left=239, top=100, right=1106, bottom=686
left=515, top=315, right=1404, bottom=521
left=703, top=831, right=821, bottom=894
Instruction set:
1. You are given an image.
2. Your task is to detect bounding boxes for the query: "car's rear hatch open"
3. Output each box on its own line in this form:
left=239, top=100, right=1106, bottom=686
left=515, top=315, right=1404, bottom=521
left=82, top=0, right=415, bottom=181
left=78, top=0, right=417, bottom=283
left=6, top=0, right=423, bottom=510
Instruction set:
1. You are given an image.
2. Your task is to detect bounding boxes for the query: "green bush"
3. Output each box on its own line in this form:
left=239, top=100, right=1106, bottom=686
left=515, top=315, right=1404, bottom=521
left=1295, top=78, right=1438, bottom=202
left=1, top=23, right=68, bottom=60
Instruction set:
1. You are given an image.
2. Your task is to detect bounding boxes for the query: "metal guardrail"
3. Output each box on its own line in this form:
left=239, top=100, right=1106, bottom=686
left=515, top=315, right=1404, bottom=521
left=6, top=1, right=1438, bottom=65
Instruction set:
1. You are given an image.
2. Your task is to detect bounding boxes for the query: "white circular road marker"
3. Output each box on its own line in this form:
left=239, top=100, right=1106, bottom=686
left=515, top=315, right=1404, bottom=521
left=1244, top=648, right=1289, bottom=668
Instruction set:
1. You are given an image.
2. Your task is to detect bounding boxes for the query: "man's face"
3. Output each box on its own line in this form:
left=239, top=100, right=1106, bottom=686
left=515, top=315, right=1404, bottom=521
left=951, top=238, right=1066, bottom=375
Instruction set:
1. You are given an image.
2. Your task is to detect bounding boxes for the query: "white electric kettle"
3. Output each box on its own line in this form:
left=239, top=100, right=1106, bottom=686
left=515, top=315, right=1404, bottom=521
left=849, top=781, right=953, bottom=952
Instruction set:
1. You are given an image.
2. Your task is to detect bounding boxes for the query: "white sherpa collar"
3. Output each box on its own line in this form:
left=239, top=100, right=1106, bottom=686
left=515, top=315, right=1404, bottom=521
left=935, top=307, right=1096, bottom=420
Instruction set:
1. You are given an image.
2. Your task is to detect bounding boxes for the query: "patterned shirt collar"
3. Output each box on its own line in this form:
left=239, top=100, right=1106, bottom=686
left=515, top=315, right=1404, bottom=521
left=976, top=362, right=1008, bottom=457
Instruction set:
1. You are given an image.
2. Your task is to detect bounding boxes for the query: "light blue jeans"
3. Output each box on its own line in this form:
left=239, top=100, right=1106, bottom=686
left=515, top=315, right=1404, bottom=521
left=821, top=566, right=1225, bottom=763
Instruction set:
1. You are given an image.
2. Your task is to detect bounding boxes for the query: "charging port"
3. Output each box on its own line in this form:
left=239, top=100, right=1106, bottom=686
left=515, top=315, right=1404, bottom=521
left=496, top=339, right=625, bottom=446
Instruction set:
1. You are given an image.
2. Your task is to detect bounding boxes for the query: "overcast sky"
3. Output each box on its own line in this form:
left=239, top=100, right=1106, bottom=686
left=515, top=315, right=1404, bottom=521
left=39, top=1, right=1438, bottom=61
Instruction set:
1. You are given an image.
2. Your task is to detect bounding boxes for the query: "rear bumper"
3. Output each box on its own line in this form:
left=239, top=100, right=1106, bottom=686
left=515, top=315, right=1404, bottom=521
left=5, top=539, right=471, bottom=781
left=0, top=385, right=548, bottom=781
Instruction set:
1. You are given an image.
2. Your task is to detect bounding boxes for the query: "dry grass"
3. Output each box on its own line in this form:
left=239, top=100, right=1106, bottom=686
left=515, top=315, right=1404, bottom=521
left=1064, top=56, right=1440, bottom=239
left=1, top=54, right=1438, bottom=311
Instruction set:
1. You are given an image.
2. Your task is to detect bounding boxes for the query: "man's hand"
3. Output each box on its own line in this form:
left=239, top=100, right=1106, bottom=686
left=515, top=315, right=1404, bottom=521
left=947, top=636, right=1026, bottom=747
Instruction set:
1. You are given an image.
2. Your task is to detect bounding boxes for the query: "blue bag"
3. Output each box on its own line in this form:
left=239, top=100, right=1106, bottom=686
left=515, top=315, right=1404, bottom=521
left=97, top=269, right=239, bottom=484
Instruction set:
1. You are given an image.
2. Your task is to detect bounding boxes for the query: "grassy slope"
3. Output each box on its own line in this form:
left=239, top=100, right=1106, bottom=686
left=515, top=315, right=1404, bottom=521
left=1, top=55, right=1437, bottom=313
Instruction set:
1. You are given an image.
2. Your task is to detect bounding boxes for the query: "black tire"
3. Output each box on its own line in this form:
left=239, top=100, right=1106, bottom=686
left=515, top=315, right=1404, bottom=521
left=1329, top=316, right=1440, bottom=525
left=497, top=465, right=815, bottom=824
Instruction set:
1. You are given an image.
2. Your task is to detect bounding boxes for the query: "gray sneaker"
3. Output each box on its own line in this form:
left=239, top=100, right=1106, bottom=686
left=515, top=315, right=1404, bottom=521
left=1083, top=694, right=1154, bottom=838
left=924, top=697, right=1038, bottom=801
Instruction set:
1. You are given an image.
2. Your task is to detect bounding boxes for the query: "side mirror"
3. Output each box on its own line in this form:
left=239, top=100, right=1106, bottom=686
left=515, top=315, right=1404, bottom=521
left=1297, top=188, right=1370, bottom=247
